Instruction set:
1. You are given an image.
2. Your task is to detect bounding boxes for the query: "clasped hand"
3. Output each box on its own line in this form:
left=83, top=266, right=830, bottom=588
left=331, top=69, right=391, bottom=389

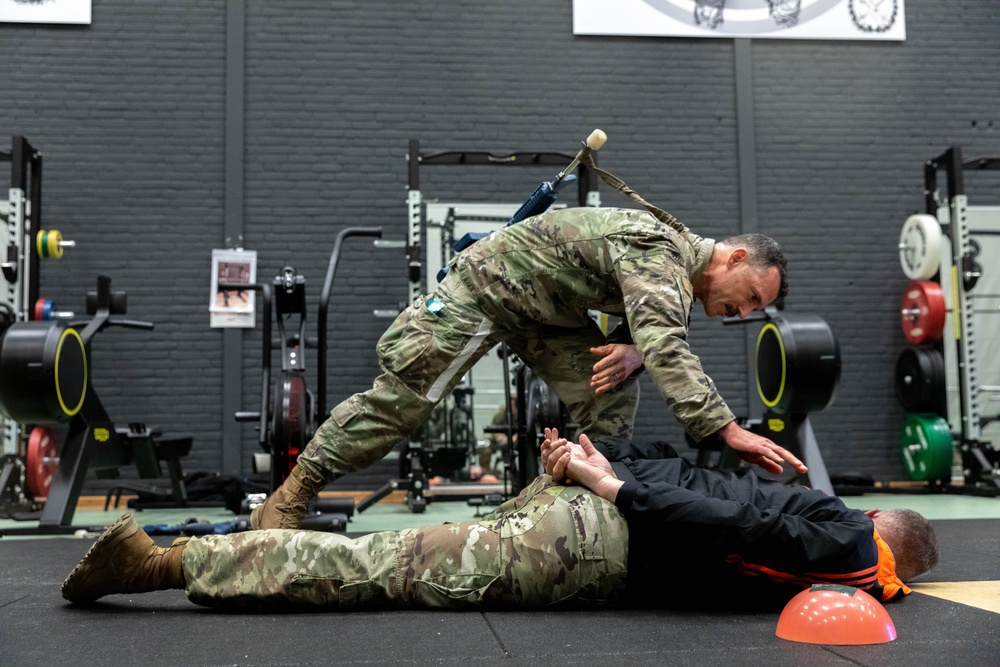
left=540, top=427, right=623, bottom=502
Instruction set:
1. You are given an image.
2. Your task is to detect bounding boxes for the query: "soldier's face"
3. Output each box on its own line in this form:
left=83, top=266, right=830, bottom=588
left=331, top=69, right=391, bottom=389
left=703, top=261, right=780, bottom=319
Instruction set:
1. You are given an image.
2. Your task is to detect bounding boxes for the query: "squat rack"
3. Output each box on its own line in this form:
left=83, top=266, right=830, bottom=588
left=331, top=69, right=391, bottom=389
left=404, top=141, right=601, bottom=302
left=0, top=137, right=45, bottom=501
left=923, top=146, right=1000, bottom=491
left=362, top=139, right=602, bottom=511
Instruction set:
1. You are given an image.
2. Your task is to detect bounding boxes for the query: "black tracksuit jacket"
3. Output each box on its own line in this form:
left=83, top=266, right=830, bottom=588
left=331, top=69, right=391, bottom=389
left=594, top=436, right=883, bottom=609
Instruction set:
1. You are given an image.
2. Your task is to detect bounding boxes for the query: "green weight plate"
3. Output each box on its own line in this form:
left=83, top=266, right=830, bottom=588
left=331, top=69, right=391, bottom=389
left=900, top=413, right=952, bottom=482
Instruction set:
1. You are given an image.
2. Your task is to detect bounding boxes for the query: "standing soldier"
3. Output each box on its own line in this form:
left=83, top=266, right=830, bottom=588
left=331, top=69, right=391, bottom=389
left=253, top=205, right=803, bottom=531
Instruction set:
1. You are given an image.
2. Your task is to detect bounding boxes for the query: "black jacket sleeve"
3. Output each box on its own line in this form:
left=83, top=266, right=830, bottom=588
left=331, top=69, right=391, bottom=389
left=618, top=466, right=875, bottom=574
left=592, top=436, right=681, bottom=462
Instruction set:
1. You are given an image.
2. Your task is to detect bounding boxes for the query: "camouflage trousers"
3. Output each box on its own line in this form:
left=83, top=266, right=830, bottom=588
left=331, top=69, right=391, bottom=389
left=295, top=272, right=639, bottom=481
left=183, top=475, right=629, bottom=610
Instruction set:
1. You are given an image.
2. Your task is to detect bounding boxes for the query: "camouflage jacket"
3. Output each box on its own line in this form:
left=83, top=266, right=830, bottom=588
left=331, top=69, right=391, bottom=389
left=451, top=206, right=735, bottom=440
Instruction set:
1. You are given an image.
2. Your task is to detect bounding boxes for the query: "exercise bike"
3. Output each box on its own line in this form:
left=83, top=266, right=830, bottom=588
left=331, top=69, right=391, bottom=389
left=229, top=227, right=383, bottom=530
left=0, top=275, right=193, bottom=534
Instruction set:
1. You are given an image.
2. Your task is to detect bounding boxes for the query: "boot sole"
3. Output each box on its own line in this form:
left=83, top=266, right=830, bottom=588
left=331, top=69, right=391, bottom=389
left=61, top=513, right=139, bottom=604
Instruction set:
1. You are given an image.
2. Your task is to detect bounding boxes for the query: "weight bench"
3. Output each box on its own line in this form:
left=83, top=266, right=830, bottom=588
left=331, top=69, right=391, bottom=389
left=103, top=425, right=193, bottom=510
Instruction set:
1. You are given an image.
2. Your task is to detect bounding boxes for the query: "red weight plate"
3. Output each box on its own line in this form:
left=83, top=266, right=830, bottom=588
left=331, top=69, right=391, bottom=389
left=33, top=298, right=46, bottom=321
left=26, top=426, right=58, bottom=498
left=901, top=280, right=946, bottom=345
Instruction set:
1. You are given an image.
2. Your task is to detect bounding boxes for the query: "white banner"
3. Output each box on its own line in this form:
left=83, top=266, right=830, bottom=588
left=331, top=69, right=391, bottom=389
left=573, top=0, right=905, bottom=41
left=0, top=0, right=91, bottom=25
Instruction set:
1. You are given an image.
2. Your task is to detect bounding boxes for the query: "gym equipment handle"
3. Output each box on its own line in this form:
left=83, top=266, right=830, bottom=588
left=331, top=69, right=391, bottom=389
left=220, top=281, right=273, bottom=447
left=722, top=312, right=769, bottom=325
left=107, top=318, right=154, bottom=331
left=317, top=227, right=383, bottom=419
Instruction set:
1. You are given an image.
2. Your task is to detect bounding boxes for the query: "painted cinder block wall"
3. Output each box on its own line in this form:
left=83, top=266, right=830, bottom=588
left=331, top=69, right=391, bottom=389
left=0, top=1, right=997, bottom=493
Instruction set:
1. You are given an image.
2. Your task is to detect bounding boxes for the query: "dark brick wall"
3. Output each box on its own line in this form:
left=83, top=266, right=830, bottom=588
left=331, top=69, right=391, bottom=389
left=0, top=1, right=997, bottom=494
left=0, top=2, right=227, bottom=494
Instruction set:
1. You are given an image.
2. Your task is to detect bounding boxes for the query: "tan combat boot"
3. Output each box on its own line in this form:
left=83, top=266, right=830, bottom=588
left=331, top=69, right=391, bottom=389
left=250, top=465, right=326, bottom=530
left=61, top=513, right=189, bottom=604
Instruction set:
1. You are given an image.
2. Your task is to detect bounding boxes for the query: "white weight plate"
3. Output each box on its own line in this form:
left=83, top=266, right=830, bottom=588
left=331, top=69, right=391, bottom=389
left=899, top=214, right=943, bottom=279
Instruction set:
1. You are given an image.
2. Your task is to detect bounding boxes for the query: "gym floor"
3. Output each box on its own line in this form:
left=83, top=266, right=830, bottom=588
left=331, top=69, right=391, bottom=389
left=2, top=492, right=999, bottom=666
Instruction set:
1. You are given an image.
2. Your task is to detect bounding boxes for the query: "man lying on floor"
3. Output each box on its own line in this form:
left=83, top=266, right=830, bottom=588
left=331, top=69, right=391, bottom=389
left=62, top=427, right=938, bottom=610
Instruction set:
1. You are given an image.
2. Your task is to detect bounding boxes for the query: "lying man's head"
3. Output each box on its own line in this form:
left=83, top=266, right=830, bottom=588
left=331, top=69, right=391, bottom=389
left=871, top=508, right=940, bottom=582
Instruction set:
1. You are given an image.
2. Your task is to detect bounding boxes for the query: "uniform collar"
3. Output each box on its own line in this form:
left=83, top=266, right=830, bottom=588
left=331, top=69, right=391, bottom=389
left=873, top=528, right=911, bottom=601
left=688, top=233, right=715, bottom=285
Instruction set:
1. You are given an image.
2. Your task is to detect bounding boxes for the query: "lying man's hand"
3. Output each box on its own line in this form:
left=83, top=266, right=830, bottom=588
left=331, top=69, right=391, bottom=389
left=542, top=427, right=581, bottom=482
left=552, top=434, right=623, bottom=503
left=542, top=428, right=616, bottom=483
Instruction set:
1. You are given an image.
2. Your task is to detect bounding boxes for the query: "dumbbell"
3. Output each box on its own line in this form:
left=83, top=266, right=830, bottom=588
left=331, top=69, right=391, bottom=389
left=33, top=298, right=74, bottom=321
left=35, top=229, right=76, bottom=259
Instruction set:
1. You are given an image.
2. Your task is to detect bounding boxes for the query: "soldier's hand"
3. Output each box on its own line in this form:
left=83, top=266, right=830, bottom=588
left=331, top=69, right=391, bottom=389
left=717, top=421, right=807, bottom=475
left=590, top=344, right=643, bottom=394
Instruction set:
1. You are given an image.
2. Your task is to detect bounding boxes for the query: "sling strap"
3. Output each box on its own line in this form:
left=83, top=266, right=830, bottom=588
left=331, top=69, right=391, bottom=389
left=579, top=150, right=689, bottom=236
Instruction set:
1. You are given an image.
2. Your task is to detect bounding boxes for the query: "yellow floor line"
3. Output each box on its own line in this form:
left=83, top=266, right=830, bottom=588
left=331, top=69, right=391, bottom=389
left=910, top=581, right=1000, bottom=614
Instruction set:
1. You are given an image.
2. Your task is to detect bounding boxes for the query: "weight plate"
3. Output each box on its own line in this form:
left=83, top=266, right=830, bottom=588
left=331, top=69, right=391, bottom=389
left=0, top=322, right=88, bottom=423
left=25, top=426, right=58, bottom=498
left=47, top=230, right=64, bottom=259
left=270, top=372, right=308, bottom=489
left=894, top=347, right=946, bottom=414
left=35, top=230, right=48, bottom=259
left=899, top=214, right=943, bottom=280
left=900, top=414, right=952, bottom=482
left=900, top=280, right=946, bottom=345
left=755, top=314, right=841, bottom=415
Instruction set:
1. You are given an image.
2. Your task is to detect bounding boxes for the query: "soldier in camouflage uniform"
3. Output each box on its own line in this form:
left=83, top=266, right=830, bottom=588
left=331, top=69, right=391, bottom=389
left=59, top=432, right=932, bottom=609
left=61, top=474, right=629, bottom=610
left=252, top=206, right=803, bottom=531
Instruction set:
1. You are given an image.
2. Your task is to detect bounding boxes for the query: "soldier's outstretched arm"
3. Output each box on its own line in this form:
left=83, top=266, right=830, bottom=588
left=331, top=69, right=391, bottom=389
left=716, top=421, right=807, bottom=474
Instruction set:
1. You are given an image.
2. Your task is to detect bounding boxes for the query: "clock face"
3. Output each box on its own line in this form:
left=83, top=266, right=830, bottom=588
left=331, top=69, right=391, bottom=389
left=849, top=0, right=898, bottom=33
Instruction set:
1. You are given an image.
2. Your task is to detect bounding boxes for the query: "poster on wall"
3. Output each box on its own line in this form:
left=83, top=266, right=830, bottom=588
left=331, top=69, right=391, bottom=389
left=209, top=249, right=257, bottom=329
left=0, top=0, right=91, bottom=24
left=573, top=0, right=905, bottom=41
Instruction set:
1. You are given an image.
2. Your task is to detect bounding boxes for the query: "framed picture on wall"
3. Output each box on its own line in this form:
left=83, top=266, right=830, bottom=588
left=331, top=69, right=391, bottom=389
left=0, top=0, right=92, bottom=25
left=209, top=249, right=257, bottom=328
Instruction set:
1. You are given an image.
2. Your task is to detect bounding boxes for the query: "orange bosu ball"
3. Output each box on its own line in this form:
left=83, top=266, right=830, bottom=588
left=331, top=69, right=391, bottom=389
left=776, top=584, right=897, bottom=645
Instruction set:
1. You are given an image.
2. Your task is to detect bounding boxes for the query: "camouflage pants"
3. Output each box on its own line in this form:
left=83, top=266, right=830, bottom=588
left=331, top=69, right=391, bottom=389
left=295, top=272, right=639, bottom=481
left=183, top=475, right=629, bottom=610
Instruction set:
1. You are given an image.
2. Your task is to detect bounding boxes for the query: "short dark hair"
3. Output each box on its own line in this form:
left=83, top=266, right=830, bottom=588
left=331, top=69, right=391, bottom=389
left=876, top=508, right=939, bottom=582
left=722, top=233, right=788, bottom=299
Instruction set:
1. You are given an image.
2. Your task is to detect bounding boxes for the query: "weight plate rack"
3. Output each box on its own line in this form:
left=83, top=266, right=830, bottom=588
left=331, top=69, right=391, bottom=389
left=0, top=136, right=77, bottom=511
left=894, top=146, right=1000, bottom=491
